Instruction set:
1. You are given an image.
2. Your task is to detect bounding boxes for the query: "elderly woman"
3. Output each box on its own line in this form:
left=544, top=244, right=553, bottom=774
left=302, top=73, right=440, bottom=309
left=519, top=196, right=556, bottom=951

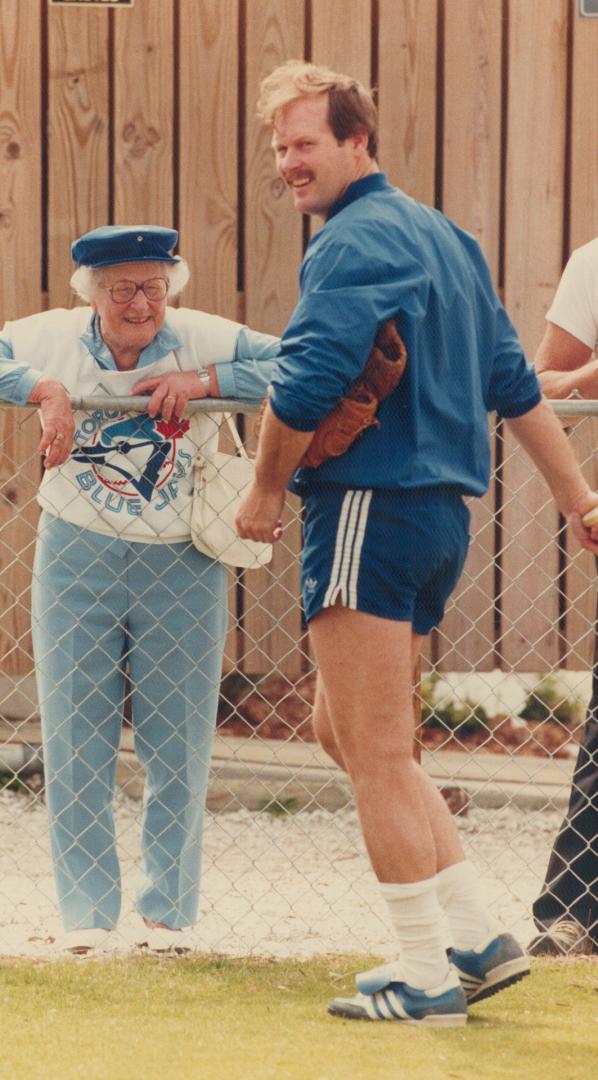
left=0, top=225, right=278, bottom=953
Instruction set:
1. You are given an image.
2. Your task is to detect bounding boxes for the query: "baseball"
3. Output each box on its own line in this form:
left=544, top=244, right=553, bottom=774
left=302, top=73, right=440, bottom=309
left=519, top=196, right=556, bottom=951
left=582, top=507, right=598, bottom=527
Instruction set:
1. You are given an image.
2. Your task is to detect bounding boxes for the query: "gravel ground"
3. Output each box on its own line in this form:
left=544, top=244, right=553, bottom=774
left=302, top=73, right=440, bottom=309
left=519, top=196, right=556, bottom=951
left=0, top=788, right=562, bottom=959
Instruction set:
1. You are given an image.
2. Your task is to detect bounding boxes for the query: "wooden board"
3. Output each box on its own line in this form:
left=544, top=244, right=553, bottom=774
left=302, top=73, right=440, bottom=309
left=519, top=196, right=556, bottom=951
left=310, top=0, right=371, bottom=83
left=240, top=1, right=305, bottom=675
left=47, top=3, right=110, bottom=306
left=112, top=0, right=174, bottom=226
left=442, top=0, right=502, bottom=269
left=569, top=8, right=598, bottom=251
left=435, top=0, right=502, bottom=671
left=501, top=0, right=568, bottom=670
left=0, top=1, right=42, bottom=324
left=178, top=0, right=239, bottom=318
left=243, top=0, right=304, bottom=337
left=377, top=0, right=437, bottom=204
left=307, top=0, right=372, bottom=242
left=0, top=1, right=43, bottom=677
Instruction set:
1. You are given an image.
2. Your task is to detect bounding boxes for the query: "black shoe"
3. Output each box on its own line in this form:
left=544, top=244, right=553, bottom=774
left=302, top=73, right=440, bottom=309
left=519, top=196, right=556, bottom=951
left=527, top=918, right=595, bottom=957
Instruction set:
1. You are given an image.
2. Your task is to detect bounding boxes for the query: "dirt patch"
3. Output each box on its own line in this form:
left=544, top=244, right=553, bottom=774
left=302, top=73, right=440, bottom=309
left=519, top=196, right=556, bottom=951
left=217, top=671, right=317, bottom=742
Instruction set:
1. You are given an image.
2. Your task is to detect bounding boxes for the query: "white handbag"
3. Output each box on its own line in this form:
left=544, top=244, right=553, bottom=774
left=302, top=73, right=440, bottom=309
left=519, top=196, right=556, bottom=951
left=191, top=414, right=273, bottom=568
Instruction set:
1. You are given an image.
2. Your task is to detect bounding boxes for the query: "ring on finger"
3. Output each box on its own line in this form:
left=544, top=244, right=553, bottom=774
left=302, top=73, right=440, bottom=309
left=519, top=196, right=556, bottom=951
left=54, top=433, right=65, bottom=443
left=165, top=395, right=176, bottom=402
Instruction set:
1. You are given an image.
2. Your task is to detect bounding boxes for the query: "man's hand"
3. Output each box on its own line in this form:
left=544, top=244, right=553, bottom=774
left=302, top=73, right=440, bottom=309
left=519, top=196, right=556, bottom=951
left=132, top=370, right=212, bottom=421
left=29, top=377, right=75, bottom=468
left=569, top=495, right=598, bottom=555
left=235, top=482, right=284, bottom=544
left=236, top=402, right=312, bottom=544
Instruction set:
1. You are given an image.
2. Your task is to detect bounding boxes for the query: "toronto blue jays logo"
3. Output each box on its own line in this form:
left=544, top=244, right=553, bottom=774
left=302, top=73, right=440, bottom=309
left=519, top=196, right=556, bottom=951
left=72, top=413, right=192, bottom=508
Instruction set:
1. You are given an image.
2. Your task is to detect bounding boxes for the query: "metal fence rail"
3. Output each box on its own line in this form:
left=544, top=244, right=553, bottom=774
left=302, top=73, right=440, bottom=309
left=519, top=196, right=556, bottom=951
left=0, top=400, right=596, bottom=957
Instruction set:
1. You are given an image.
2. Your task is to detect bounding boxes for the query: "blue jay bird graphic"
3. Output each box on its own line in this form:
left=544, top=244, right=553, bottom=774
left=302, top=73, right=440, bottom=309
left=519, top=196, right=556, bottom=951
left=71, top=414, right=190, bottom=502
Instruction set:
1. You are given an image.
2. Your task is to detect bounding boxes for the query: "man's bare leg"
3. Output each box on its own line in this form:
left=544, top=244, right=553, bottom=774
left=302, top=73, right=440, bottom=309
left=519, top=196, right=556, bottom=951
left=310, top=606, right=463, bottom=996
left=311, top=632, right=465, bottom=873
left=310, top=607, right=435, bottom=881
left=310, top=606, right=531, bottom=1015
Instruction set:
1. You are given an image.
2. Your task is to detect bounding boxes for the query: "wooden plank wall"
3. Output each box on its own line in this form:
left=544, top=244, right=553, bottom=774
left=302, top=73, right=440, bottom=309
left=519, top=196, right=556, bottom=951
left=432, top=0, right=503, bottom=673
left=0, top=1, right=42, bottom=675
left=562, top=7, right=598, bottom=669
left=1, top=0, right=597, bottom=679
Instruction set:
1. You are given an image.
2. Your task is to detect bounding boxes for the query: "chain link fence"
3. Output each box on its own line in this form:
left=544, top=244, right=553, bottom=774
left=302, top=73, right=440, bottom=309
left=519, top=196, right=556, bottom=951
left=0, top=399, right=596, bottom=957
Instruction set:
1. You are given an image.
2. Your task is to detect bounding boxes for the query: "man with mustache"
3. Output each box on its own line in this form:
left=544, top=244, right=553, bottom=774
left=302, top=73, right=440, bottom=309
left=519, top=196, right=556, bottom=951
left=236, top=60, right=598, bottom=1025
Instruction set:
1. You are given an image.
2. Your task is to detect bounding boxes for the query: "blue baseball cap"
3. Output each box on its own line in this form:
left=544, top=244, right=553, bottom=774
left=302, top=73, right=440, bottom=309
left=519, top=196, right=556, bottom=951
left=71, top=225, right=179, bottom=268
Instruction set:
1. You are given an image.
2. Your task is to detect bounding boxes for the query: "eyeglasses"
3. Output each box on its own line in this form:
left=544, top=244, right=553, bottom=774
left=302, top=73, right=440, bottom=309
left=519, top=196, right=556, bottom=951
left=102, top=278, right=168, bottom=303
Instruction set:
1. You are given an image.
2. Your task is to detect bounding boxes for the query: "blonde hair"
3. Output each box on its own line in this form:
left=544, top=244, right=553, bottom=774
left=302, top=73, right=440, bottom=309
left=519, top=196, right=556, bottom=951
left=257, top=59, right=378, bottom=158
left=70, top=258, right=190, bottom=303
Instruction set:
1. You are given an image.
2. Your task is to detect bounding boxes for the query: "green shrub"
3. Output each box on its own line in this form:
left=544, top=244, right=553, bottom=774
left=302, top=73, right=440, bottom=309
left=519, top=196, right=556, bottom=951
left=519, top=676, right=585, bottom=729
left=418, top=674, right=490, bottom=736
left=0, top=771, right=30, bottom=794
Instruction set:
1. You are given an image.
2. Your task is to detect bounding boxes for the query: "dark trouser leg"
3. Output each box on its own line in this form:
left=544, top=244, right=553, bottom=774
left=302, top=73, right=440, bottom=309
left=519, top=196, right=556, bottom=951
left=532, top=587, right=598, bottom=944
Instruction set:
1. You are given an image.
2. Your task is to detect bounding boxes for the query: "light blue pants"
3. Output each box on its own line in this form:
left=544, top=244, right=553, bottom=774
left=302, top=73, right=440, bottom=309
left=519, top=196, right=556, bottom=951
left=31, top=512, right=228, bottom=931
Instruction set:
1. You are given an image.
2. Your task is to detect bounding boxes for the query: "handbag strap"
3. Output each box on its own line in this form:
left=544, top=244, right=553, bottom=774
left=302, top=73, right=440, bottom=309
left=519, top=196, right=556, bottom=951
left=223, top=413, right=249, bottom=461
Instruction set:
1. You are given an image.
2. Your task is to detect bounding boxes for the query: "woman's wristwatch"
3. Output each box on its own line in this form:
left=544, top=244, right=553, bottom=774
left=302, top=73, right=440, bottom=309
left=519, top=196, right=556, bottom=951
left=196, top=369, right=211, bottom=393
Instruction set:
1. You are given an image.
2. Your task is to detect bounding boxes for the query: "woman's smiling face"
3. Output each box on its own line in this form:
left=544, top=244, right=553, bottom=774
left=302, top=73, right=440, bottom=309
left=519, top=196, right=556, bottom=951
left=92, top=261, right=169, bottom=358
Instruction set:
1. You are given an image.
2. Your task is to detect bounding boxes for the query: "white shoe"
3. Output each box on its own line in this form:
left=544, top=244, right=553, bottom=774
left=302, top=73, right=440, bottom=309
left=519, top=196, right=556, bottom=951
left=137, top=925, right=195, bottom=955
left=60, top=928, right=112, bottom=956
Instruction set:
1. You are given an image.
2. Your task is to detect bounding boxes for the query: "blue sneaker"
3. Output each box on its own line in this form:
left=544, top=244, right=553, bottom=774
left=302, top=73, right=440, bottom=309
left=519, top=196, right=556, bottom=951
left=328, top=966, right=467, bottom=1026
left=451, top=932, right=530, bottom=1004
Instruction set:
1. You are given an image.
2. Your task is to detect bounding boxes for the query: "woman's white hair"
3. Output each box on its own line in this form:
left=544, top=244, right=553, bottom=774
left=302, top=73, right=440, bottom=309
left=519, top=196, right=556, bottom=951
left=70, top=258, right=190, bottom=303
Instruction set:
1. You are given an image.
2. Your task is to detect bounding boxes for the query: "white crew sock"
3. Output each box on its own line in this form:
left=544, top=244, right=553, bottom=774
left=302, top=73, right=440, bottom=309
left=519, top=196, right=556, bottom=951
left=436, top=860, right=497, bottom=951
left=380, top=877, right=450, bottom=991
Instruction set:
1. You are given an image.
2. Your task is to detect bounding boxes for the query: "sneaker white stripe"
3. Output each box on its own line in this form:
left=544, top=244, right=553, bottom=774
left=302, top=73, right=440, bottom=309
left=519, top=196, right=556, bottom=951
left=373, top=993, right=394, bottom=1020
left=364, top=994, right=383, bottom=1021
left=383, top=988, right=410, bottom=1020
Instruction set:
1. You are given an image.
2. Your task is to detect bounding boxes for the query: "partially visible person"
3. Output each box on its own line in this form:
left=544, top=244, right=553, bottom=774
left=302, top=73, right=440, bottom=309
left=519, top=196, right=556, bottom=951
left=0, top=225, right=278, bottom=954
left=236, top=60, right=598, bottom=1025
left=528, top=236, right=598, bottom=957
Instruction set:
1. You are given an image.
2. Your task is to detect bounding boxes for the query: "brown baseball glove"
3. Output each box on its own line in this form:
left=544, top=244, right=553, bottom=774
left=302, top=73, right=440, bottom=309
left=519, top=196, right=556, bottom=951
left=300, top=318, right=407, bottom=469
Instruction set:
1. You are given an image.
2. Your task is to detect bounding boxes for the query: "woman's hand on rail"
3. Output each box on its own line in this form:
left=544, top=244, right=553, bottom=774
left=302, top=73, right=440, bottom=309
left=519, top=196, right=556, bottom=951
left=29, top=377, right=75, bottom=468
left=132, top=370, right=214, bottom=422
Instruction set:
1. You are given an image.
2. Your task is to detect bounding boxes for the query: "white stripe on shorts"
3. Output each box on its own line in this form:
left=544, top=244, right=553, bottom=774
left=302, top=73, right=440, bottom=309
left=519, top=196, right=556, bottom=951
left=323, top=489, right=373, bottom=610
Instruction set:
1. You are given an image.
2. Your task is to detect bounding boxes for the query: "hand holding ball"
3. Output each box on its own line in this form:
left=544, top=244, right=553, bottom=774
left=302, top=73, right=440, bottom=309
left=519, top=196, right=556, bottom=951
left=582, top=508, right=598, bottom=528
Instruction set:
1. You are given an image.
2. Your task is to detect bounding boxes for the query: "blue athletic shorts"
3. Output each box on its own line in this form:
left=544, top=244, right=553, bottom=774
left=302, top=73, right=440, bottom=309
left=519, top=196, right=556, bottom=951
left=301, top=486, right=470, bottom=634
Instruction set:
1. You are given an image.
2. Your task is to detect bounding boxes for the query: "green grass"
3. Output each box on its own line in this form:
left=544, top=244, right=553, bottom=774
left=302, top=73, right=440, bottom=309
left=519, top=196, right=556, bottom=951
left=0, top=955, right=596, bottom=1080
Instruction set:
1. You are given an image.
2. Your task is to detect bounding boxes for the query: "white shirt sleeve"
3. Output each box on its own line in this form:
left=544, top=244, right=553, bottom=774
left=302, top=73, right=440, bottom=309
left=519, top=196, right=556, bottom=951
left=0, top=326, right=43, bottom=404
left=546, top=239, right=598, bottom=349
